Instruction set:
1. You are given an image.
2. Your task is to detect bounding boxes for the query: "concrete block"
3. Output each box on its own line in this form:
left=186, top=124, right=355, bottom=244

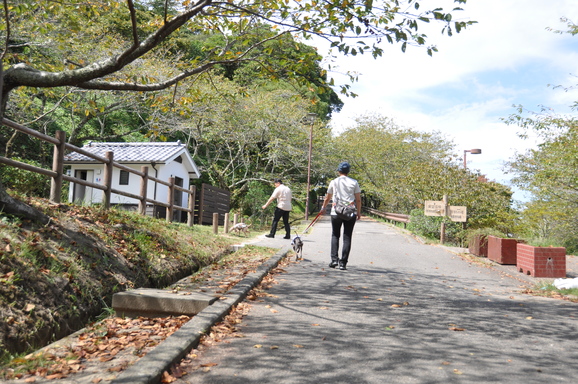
left=112, top=288, right=218, bottom=318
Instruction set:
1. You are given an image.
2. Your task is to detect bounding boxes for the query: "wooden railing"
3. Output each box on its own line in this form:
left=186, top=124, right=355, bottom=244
left=363, top=207, right=410, bottom=228
left=0, top=118, right=196, bottom=225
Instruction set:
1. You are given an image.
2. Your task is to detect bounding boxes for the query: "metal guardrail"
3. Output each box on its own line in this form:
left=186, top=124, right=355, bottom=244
left=363, top=207, right=410, bottom=228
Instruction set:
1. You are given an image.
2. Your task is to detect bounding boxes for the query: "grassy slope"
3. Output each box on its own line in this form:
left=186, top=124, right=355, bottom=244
left=0, top=196, right=243, bottom=361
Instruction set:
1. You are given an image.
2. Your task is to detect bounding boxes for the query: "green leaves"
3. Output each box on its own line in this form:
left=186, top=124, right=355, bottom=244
left=505, top=107, right=578, bottom=250
left=332, top=114, right=515, bottom=235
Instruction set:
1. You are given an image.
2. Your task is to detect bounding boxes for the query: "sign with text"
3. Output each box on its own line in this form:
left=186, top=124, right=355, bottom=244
left=425, top=200, right=467, bottom=222
left=448, top=206, right=467, bottom=222
left=424, top=200, right=445, bottom=216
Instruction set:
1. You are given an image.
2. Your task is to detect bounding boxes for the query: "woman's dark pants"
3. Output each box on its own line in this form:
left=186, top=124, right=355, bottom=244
left=331, top=215, right=356, bottom=266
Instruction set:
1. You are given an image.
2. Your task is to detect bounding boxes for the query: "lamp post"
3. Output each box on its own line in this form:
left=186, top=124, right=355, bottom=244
left=304, top=113, right=317, bottom=220
left=463, top=148, right=482, bottom=169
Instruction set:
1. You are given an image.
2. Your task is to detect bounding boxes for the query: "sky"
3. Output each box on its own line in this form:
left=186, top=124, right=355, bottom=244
left=318, top=0, right=578, bottom=203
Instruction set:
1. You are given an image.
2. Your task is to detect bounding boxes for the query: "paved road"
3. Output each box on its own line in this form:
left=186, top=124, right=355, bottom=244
left=179, top=216, right=578, bottom=384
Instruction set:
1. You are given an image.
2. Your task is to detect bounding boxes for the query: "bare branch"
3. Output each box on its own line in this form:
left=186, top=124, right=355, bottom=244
left=126, top=0, right=140, bottom=48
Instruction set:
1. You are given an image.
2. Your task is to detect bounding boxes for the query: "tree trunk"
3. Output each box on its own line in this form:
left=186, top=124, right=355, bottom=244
left=0, top=182, right=51, bottom=224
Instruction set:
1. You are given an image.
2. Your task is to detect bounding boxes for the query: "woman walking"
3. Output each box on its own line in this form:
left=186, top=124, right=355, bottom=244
left=320, top=162, right=361, bottom=270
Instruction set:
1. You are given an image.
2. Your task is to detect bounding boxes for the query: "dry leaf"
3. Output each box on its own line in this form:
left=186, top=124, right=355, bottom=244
left=161, top=371, right=176, bottom=383
left=449, top=327, right=465, bottom=332
left=293, top=344, right=304, bottom=348
left=254, top=344, right=263, bottom=348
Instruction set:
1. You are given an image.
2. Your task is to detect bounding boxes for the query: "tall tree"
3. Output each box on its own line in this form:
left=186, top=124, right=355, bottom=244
left=505, top=111, right=578, bottom=246
left=503, top=18, right=578, bottom=249
left=335, top=114, right=514, bottom=231
left=0, top=0, right=475, bottom=220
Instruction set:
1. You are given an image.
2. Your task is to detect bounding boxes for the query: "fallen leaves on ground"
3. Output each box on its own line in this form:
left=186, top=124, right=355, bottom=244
left=3, top=316, right=190, bottom=381
left=166, top=257, right=291, bottom=379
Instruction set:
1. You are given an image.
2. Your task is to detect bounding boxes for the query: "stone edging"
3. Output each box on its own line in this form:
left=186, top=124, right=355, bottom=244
left=111, top=245, right=291, bottom=384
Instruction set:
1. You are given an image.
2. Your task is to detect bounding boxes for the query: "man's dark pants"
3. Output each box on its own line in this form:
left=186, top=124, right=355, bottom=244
left=269, top=207, right=290, bottom=237
left=330, top=215, right=357, bottom=266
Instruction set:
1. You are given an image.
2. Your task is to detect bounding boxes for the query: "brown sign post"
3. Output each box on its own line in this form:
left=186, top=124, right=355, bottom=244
left=424, top=195, right=467, bottom=244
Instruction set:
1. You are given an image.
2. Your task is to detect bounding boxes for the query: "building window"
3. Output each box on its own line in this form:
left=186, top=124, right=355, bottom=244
left=119, top=170, right=130, bottom=185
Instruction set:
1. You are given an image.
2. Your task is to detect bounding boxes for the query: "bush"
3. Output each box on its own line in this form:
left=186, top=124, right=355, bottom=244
left=0, top=158, right=50, bottom=197
left=236, top=181, right=272, bottom=225
left=408, top=209, right=463, bottom=245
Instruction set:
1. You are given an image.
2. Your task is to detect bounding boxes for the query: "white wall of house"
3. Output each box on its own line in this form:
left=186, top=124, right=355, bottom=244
left=68, top=159, right=192, bottom=207
left=68, top=164, right=101, bottom=205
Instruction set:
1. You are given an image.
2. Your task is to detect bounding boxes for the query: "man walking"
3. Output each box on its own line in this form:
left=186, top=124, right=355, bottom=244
left=262, top=178, right=292, bottom=239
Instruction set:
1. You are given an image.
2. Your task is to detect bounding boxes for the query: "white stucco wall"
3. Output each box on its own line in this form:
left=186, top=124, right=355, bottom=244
left=68, top=161, right=192, bottom=207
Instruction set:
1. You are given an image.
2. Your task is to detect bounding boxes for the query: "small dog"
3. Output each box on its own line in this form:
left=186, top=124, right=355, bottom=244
left=230, top=222, right=251, bottom=236
left=291, top=234, right=304, bottom=260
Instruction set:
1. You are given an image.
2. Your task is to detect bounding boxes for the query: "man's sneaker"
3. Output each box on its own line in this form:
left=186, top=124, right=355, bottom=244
left=283, top=235, right=291, bottom=239
left=329, top=262, right=338, bottom=268
left=265, top=234, right=274, bottom=238
left=339, top=264, right=347, bottom=270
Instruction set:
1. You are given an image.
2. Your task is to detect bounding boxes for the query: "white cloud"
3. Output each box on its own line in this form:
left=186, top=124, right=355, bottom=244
left=323, top=0, right=578, bottom=202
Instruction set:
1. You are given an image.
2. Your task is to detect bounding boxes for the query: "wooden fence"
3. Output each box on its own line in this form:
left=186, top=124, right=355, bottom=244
left=0, top=118, right=229, bottom=226
left=198, top=184, right=230, bottom=225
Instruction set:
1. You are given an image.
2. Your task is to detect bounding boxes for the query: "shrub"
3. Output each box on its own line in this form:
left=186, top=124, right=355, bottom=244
left=408, top=209, right=463, bottom=245
left=0, top=158, right=50, bottom=197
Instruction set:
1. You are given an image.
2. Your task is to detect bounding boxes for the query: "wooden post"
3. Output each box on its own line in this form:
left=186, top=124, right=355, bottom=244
left=213, top=213, right=219, bottom=234
left=167, top=177, right=175, bottom=223
left=224, top=213, right=230, bottom=233
left=440, top=195, right=448, bottom=245
left=102, top=151, right=114, bottom=209
left=233, top=213, right=239, bottom=227
left=50, top=130, right=66, bottom=203
left=187, top=185, right=195, bottom=227
left=138, top=166, right=148, bottom=216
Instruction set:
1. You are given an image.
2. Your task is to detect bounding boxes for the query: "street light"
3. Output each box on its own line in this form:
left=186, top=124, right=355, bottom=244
left=463, top=148, right=482, bottom=169
left=303, top=113, right=317, bottom=221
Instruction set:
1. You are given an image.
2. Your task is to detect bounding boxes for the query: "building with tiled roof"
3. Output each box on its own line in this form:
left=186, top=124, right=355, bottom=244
left=64, top=141, right=200, bottom=220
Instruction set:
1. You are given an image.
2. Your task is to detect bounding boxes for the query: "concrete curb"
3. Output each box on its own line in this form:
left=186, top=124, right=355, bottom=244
left=112, top=245, right=291, bottom=384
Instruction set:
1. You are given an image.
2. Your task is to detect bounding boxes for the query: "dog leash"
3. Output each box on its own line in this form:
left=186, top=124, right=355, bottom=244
left=303, top=210, right=324, bottom=234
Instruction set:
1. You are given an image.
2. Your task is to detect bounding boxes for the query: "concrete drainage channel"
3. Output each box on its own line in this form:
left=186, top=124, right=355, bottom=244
left=111, top=245, right=291, bottom=384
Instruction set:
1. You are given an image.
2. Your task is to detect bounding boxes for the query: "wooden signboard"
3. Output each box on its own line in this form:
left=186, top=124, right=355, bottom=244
left=448, top=206, right=467, bottom=222
left=424, top=200, right=446, bottom=216
left=425, top=200, right=467, bottom=222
